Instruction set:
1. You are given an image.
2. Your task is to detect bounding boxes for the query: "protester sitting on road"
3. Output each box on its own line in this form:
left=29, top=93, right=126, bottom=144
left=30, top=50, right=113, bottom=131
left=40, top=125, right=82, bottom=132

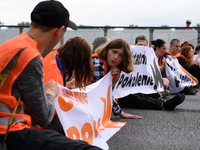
left=92, top=36, right=110, bottom=54
left=181, top=41, right=189, bottom=47
left=135, top=35, right=148, bottom=46
left=177, top=45, right=200, bottom=84
left=162, top=38, right=198, bottom=95
left=134, top=36, right=169, bottom=98
left=195, top=44, right=200, bottom=54
left=151, top=39, right=170, bottom=96
left=92, top=38, right=185, bottom=111
left=183, top=43, right=200, bottom=66
left=193, top=44, right=200, bottom=65
left=177, top=42, right=193, bottom=58
left=0, top=1, right=101, bottom=150
left=42, top=36, right=94, bottom=134
left=92, top=38, right=142, bottom=119
left=43, top=36, right=94, bottom=89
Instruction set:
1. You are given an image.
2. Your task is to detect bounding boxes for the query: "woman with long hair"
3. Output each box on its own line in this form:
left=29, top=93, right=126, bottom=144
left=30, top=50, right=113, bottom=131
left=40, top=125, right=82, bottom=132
left=151, top=39, right=169, bottom=95
left=92, top=38, right=142, bottom=119
left=177, top=45, right=200, bottom=83
left=43, top=36, right=94, bottom=134
left=43, top=36, right=94, bottom=89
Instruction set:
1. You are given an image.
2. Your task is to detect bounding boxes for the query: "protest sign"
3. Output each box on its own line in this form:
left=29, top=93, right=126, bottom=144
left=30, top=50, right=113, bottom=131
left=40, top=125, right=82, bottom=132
left=55, top=72, right=126, bottom=150
left=165, top=58, right=197, bottom=93
left=113, top=45, right=165, bottom=99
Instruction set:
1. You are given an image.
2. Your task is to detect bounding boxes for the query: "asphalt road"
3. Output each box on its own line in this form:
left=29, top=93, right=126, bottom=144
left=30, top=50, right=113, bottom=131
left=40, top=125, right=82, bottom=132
left=107, top=88, right=200, bottom=150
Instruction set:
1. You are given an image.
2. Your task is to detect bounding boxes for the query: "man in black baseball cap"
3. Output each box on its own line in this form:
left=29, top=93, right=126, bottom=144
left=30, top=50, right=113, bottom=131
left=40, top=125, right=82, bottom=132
left=31, top=0, right=77, bottom=30
left=0, top=0, right=102, bottom=150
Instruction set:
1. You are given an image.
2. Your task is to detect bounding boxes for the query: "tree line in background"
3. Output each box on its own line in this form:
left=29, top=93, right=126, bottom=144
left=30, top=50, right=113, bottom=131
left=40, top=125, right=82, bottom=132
left=0, top=21, right=200, bottom=29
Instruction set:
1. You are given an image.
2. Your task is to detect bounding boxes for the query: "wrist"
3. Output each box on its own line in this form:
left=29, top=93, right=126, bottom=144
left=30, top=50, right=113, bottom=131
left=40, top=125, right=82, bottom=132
left=46, top=90, right=57, bottom=98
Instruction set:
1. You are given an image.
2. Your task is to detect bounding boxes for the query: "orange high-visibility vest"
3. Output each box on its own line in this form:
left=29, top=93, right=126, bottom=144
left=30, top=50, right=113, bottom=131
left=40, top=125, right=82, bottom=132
left=43, top=50, right=64, bottom=85
left=175, top=52, right=181, bottom=58
left=165, top=50, right=173, bottom=57
left=158, top=56, right=163, bottom=66
left=91, top=54, right=119, bottom=101
left=0, top=33, right=42, bottom=134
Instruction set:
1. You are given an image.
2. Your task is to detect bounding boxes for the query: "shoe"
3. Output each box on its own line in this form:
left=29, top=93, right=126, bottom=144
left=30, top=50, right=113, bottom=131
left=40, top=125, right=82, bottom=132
left=162, top=90, right=170, bottom=99
left=163, top=93, right=185, bottom=110
left=180, top=86, right=196, bottom=95
left=191, top=89, right=198, bottom=94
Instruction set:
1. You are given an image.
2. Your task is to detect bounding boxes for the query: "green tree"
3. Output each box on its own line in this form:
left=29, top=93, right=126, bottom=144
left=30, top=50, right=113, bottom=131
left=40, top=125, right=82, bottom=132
left=17, top=22, right=30, bottom=26
left=129, top=24, right=138, bottom=27
left=126, top=24, right=139, bottom=30
left=161, top=25, right=169, bottom=30
left=78, top=24, right=101, bottom=29
left=197, top=23, right=200, bottom=27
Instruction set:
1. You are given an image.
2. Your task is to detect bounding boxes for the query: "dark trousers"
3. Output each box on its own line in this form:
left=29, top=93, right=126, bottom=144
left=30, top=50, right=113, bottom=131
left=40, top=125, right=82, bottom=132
left=0, top=128, right=102, bottom=150
left=118, top=93, right=163, bottom=110
left=188, top=65, right=200, bottom=83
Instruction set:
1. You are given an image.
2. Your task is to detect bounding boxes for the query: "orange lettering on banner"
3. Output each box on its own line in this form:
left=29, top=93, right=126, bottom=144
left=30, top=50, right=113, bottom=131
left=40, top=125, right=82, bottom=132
left=62, top=89, right=73, bottom=97
left=66, top=123, right=94, bottom=145
left=180, top=66, right=195, bottom=85
left=74, top=92, right=83, bottom=103
left=67, top=126, right=80, bottom=140
left=58, top=94, right=74, bottom=112
left=93, top=118, right=101, bottom=137
left=62, top=89, right=80, bottom=104
left=82, top=93, right=88, bottom=104
left=74, top=92, right=88, bottom=104
left=81, top=123, right=93, bottom=145
left=101, top=85, right=124, bottom=128
left=62, top=89, right=89, bottom=105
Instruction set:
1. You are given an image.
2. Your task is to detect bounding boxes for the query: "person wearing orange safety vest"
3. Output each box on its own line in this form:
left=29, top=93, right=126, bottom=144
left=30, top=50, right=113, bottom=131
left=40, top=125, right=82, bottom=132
left=0, top=33, right=43, bottom=134
left=42, top=36, right=94, bottom=135
left=91, top=38, right=142, bottom=119
left=151, top=39, right=170, bottom=94
left=0, top=1, right=101, bottom=150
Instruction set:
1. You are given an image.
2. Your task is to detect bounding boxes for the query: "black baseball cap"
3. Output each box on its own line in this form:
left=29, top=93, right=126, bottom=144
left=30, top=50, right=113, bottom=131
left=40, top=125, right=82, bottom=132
left=31, top=0, right=77, bottom=30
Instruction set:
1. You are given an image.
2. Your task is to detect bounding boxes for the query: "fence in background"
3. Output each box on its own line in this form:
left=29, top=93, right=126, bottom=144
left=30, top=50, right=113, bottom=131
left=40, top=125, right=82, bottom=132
left=1, top=25, right=200, bottom=50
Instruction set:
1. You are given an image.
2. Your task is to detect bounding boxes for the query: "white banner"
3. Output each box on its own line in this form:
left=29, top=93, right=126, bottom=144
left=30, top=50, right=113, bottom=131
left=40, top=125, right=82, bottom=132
left=55, top=72, right=126, bottom=150
left=165, top=58, right=197, bottom=94
left=113, top=45, right=165, bottom=99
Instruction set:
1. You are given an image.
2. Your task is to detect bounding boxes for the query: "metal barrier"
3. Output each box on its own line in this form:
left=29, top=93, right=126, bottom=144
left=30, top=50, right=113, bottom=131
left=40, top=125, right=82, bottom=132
left=1, top=25, right=200, bottom=48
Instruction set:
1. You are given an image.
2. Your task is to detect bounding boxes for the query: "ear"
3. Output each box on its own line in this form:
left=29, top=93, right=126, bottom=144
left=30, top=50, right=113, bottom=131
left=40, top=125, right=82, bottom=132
left=55, top=26, right=65, bottom=38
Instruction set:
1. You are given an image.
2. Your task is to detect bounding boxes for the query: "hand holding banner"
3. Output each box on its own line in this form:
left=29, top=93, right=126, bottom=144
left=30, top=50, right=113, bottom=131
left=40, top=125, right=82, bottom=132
left=55, top=72, right=126, bottom=150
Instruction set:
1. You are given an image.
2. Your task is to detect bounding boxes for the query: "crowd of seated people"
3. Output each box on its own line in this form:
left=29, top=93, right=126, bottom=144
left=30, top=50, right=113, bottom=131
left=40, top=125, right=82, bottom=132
left=0, top=1, right=198, bottom=148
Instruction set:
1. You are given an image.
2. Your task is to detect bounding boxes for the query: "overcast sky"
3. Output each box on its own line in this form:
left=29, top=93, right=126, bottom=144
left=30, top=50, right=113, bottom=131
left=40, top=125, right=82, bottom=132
left=0, top=0, right=200, bottom=27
